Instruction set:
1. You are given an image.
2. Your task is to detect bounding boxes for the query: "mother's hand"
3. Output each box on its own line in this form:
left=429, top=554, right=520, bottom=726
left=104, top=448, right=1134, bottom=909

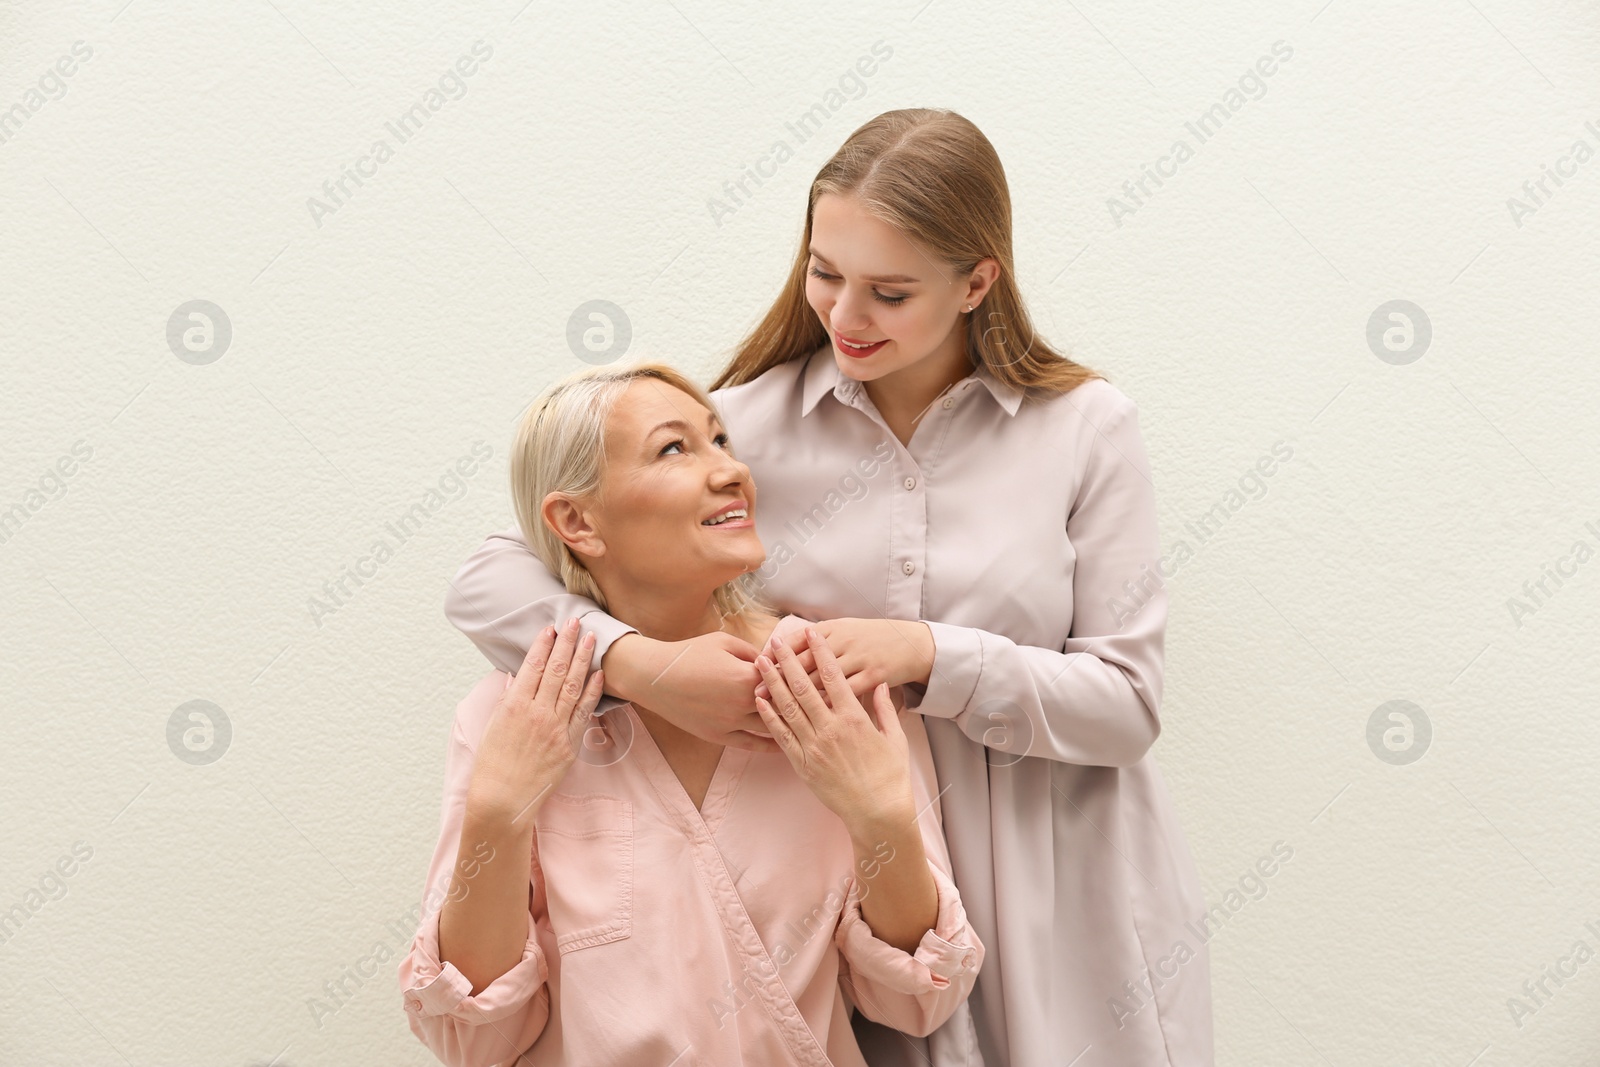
left=467, top=618, right=605, bottom=830
left=752, top=625, right=915, bottom=830
left=757, top=618, right=934, bottom=704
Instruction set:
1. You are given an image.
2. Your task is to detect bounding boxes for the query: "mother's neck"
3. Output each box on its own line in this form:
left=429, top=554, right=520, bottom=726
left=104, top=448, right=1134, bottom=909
left=594, top=581, right=749, bottom=645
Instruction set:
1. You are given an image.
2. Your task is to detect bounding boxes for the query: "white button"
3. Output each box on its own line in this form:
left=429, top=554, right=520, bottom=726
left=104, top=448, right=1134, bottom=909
left=903, top=476, right=916, bottom=490
left=903, top=561, right=915, bottom=575
left=942, top=397, right=955, bottom=409
left=961, top=949, right=977, bottom=970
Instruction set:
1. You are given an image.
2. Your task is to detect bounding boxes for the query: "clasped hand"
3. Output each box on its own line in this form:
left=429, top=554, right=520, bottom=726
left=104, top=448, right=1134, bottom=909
left=752, top=624, right=917, bottom=831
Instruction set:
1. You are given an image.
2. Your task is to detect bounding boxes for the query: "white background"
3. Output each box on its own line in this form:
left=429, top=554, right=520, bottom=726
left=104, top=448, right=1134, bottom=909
left=2, top=1, right=1598, bottom=1064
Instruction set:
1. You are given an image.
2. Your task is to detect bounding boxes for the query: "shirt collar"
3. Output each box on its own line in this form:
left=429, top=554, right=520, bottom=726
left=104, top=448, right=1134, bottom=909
left=798, top=343, right=1024, bottom=418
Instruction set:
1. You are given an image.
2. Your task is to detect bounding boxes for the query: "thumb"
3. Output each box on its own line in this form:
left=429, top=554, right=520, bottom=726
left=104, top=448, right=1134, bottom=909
left=713, top=631, right=761, bottom=660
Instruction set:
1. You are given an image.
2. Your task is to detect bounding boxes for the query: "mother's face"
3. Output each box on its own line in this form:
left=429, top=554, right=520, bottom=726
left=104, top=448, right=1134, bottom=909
left=547, top=379, right=765, bottom=592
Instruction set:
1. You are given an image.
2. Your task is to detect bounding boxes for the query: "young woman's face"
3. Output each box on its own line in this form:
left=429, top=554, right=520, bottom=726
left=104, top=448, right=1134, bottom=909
left=804, top=192, right=977, bottom=382
left=582, top=380, right=765, bottom=590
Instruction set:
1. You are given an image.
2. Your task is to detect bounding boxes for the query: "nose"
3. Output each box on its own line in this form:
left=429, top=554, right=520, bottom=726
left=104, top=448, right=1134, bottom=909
left=829, top=286, right=874, bottom=333
left=708, top=447, right=752, bottom=494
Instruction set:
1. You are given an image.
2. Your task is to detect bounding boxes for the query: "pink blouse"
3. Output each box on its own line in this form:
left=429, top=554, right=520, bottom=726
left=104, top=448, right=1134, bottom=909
left=399, top=613, right=985, bottom=1067
left=443, top=344, right=1213, bottom=1066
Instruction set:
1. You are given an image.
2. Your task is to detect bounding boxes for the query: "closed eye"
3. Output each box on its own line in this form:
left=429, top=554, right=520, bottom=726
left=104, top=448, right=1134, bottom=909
left=807, top=266, right=909, bottom=306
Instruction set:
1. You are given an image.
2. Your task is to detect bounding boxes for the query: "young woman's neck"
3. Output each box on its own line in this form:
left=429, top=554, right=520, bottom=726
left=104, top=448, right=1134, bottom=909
left=862, top=332, right=973, bottom=435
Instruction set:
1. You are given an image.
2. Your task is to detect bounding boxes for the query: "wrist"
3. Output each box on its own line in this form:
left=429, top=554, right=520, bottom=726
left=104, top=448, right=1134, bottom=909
left=895, top=620, right=935, bottom=687
left=842, top=797, right=918, bottom=846
left=601, top=631, right=651, bottom=703
left=465, top=778, right=555, bottom=835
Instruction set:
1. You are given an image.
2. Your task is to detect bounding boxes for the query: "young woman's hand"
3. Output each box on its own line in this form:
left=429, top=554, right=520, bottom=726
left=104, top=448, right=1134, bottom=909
left=466, top=618, right=606, bottom=830
left=758, top=618, right=934, bottom=704
left=752, top=625, right=916, bottom=831
left=607, top=630, right=781, bottom=754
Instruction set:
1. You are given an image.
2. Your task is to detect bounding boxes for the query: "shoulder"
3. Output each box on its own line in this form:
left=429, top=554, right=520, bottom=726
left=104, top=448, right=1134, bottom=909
left=1037, top=375, right=1137, bottom=425
left=709, top=349, right=820, bottom=440
left=1021, top=377, right=1147, bottom=467
left=451, top=669, right=510, bottom=753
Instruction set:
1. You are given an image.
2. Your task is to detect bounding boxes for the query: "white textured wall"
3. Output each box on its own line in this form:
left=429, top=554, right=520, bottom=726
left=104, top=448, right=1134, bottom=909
left=3, top=1, right=1597, bottom=1064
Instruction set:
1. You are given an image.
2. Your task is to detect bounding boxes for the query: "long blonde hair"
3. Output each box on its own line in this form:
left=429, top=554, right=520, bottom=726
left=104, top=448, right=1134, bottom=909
left=710, top=108, right=1104, bottom=396
left=510, top=361, right=771, bottom=624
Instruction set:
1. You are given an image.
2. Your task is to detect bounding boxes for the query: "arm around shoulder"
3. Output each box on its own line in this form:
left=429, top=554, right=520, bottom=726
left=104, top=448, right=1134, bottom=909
left=444, top=522, right=641, bottom=693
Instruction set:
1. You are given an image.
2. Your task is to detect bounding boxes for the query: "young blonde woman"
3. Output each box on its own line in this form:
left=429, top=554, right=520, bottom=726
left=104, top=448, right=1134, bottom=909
left=399, top=363, right=984, bottom=1066
left=445, top=109, right=1212, bottom=1066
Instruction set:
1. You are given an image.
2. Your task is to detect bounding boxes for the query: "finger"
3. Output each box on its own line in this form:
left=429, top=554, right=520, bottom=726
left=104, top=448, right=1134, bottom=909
left=847, top=669, right=878, bottom=703
left=571, top=668, right=604, bottom=725
left=566, top=671, right=604, bottom=753
left=508, top=624, right=559, bottom=704
left=765, top=627, right=806, bottom=657
left=755, top=652, right=816, bottom=745
left=719, top=634, right=761, bottom=661
left=871, top=683, right=903, bottom=737
left=553, top=629, right=597, bottom=720
left=724, top=728, right=784, bottom=755
left=772, top=639, right=831, bottom=721
left=535, top=618, right=582, bottom=710
left=802, top=626, right=857, bottom=717
left=752, top=696, right=798, bottom=758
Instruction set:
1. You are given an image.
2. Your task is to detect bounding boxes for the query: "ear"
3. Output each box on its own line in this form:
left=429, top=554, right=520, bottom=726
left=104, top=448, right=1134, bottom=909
left=541, top=491, right=605, bottom=560
left=965, top=257, right=1002, bottom=307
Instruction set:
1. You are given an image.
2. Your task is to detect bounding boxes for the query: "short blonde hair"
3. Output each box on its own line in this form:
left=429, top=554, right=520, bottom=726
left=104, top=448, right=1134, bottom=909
left=509, top=360, right=771, bottom=624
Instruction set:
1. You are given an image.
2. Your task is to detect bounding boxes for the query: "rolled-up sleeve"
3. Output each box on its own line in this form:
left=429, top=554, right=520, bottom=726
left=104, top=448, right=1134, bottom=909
left=899, top=395, right=1165, bottom=767
left=400, top=903, right=550, bottom=1067
left=833, top=859, right=983, bottom=1038
left=397, top=681, right=552, bottom=1067
left=832, top=709, right=984, bottom=1038
left=444, top=522, right=637, bottom=714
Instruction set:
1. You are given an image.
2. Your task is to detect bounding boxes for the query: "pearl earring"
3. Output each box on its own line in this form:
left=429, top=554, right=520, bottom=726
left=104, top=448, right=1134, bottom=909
left=964, top=304, right=973, bottom=312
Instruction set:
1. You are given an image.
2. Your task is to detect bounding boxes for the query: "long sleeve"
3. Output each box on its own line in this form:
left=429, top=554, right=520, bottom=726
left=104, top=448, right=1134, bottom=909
left=834, top=860, right=983, bottom=1038
left=398, top=691, right=552, bottom=1067
left=444, top=522, right=636, bottom=714
left=899, top=396, right=1165, bottom=767
left=832, top=708, right=984, bottom=1038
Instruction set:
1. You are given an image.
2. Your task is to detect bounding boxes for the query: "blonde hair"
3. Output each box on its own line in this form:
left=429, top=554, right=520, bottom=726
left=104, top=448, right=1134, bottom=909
left=510, top=360, right=772, bottom=625
left=710, top=108, right=1105, bottom=396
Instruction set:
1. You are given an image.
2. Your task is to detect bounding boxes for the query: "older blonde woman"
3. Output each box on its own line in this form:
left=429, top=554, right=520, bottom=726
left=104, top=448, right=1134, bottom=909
left=398, top=361, right=983, bottom=1067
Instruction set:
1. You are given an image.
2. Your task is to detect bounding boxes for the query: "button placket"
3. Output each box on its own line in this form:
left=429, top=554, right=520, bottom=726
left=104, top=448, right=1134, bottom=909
left=839, top=384, right=928, bottom=618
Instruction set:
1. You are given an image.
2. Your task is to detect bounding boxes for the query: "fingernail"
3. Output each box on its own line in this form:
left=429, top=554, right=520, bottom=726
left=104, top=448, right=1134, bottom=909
left=755, top=654, right=771, bottom=671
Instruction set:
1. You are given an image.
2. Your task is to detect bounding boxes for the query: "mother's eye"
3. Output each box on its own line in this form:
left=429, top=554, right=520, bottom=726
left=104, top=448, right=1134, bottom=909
left=659, top=432, right=732, bottom=456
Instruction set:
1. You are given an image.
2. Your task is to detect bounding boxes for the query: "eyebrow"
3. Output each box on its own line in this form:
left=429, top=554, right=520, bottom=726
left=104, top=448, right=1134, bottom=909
left=807, top=248, right=920, bottom=285
left=644, top=412, right=726, bottom=443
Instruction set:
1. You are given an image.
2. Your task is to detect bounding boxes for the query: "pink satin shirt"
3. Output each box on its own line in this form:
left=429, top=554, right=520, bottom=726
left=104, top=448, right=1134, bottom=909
left=399, top=613, right=986, bottom=1067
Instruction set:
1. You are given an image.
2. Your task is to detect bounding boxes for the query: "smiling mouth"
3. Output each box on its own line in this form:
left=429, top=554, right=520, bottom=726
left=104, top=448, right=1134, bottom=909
left=837, top=334, right=888, bottom=357
left=701, top=507, right=750, bottom=527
